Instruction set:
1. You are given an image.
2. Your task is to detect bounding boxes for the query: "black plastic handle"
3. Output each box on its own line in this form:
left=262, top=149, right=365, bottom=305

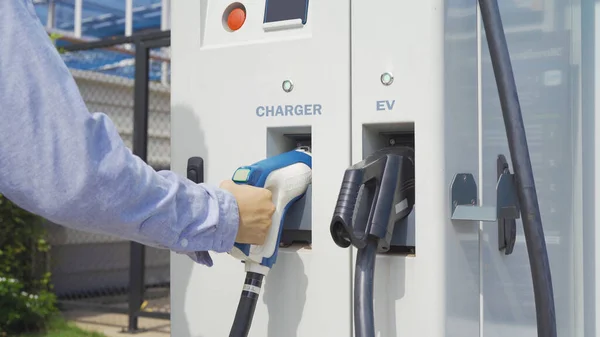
left=331, top=169, right=367, bottom=248
left=187, top=157, right=204, bottom=184
left=330, top=147, right=415, bottom=251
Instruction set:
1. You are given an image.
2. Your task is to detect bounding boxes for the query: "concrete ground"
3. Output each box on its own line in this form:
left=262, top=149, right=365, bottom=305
left=59, top=286, right=171, bottom=336
left=63, top=311, right=170, bottom=337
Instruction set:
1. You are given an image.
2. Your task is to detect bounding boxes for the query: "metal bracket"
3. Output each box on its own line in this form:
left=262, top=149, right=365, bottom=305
left=384, top=132, right=415, bottom=148
left=283, top=133, right=312, bottom=149
left=496, top=155, right=517, bottom=255
left=450, top=155, right=519, bottom=255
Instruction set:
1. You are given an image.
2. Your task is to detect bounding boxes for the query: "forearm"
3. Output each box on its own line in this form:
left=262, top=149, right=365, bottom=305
left=0, top=0, right=238, bottom=265
left=0, top=111, right=239, bottom=251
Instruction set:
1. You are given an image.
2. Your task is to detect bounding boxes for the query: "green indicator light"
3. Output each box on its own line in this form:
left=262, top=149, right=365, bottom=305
left=381, top=72, right=394, bottom=86
left=233, top=168, right=251, bottom=182
left=282, top=80, right=294, bottom=93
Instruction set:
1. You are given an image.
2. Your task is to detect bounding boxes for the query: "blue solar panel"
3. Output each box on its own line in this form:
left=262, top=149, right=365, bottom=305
left=33, top=0, right=168, bottom=82
left=36, top=0, right=162, bottom=37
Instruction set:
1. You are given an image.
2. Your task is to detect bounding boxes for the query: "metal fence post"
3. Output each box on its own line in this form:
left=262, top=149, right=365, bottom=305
left=127, top=40, right=150, bottom=333
left=55, top=29, right=172, bottom=329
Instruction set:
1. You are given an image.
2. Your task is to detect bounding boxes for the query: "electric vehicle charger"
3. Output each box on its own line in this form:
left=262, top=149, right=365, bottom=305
left=227, top=148, right=312, bottom=337
left=328, top=0, right=556, bottom=335
left=330, top=146, right=415, bottom=337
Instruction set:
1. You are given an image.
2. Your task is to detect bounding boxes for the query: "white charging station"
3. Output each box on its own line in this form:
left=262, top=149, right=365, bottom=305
left=169, top=0, right=352, bottom=336
left=170, top=0, right=597, bottom=336
left=351, top=0, right=480, bottom=335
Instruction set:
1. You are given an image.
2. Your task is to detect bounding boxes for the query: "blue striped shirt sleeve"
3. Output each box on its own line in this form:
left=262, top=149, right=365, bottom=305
left=0, top=0, right=239, bottom=267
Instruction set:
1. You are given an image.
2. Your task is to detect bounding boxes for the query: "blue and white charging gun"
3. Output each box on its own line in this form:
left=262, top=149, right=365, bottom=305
left=228, top=148, right=312, bottom=337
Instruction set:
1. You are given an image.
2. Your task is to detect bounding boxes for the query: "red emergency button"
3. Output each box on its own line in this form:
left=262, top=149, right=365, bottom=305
left=227, top=7, right=246, bottom=31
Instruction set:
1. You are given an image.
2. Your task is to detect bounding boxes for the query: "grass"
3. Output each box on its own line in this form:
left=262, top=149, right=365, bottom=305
left=18, top=315, right=107, bottom=337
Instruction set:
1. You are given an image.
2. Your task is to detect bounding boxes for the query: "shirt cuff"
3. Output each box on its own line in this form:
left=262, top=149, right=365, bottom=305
left=210, top=187, right=240, bottom=252
left=183, top=251, right=215, bottom=267
left=183, top=187, right=240, bottom=267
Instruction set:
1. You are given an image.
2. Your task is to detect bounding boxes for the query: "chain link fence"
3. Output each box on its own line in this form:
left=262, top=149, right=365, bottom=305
left=44, top=32, right=171, bottom=333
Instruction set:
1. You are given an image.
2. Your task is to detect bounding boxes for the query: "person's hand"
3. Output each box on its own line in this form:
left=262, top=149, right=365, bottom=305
left=219, top=180, right=275, bottom=245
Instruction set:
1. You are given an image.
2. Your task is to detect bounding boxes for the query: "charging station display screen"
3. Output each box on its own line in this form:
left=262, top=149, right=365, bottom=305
left=264, top=0, right=309, bottom=24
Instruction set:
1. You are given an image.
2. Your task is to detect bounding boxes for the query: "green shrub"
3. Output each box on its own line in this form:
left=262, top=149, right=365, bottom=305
left=0, top=195, right=57, bottom=335
left=0, top=277, right=57, bottom=335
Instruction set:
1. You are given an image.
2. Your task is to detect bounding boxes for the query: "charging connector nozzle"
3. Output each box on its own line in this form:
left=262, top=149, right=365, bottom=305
left=330, top=146, right=415, bottom=252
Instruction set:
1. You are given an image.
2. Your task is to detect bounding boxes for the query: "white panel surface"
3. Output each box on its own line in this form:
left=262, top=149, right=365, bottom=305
left=170, top=0, right=352, bottom=336
left=350, top=0, right=480, bottom=336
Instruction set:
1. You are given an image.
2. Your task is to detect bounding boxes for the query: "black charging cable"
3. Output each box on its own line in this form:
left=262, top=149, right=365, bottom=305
left=354, top=237, right=378, bottom=337
left=353, top=180, right=414, bottom=337
left=229, top=272, right=264, bottom=337
left=478, top=0, right=556, bottom=336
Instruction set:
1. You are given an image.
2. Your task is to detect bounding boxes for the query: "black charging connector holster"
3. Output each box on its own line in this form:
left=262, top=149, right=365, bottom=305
left=330, top=146, right=416, bottom=253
